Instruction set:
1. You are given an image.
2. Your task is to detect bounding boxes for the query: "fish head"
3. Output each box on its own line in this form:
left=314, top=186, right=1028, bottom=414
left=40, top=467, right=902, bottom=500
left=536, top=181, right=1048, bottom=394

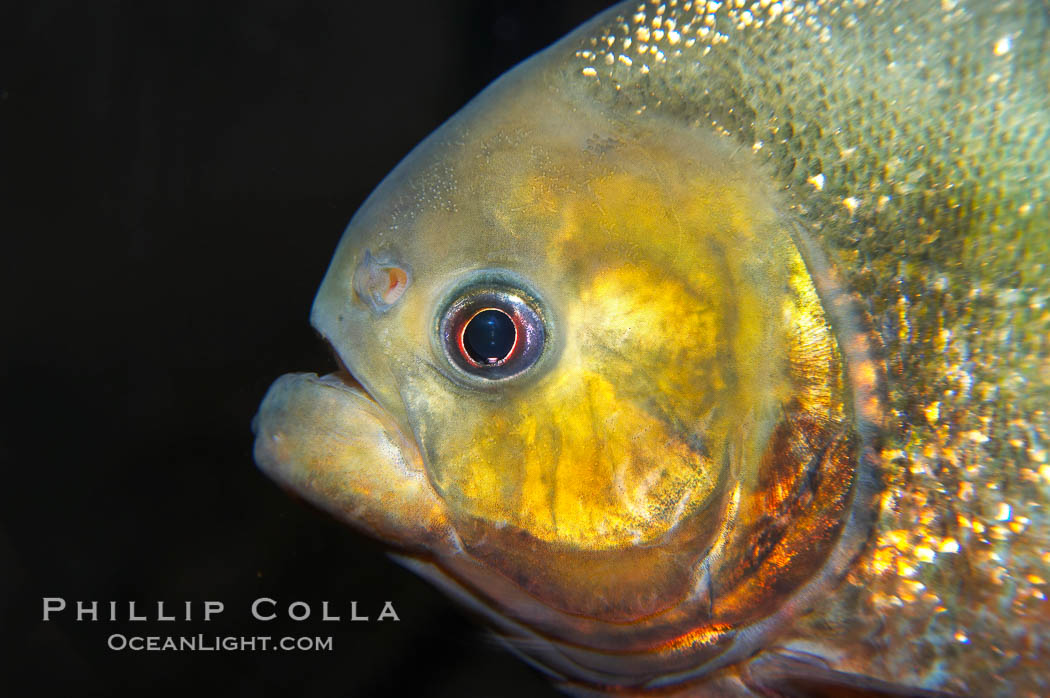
left=254, top=53, right=874, bottom=688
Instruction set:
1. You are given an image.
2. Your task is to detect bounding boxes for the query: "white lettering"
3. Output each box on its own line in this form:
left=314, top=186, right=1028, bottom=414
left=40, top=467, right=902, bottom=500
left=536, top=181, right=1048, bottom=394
left=378, top=601, right=399, bottom=622
left=203, top=601, right=224, bottom=621
left=321, top=601, right=340, bottom=621
left=288, top=601, right=310, bottom=621
left=42, top=597, right=66, bottom=621
left=252, top=597, right=276, bottom=621
left=128, top=601, right=146, bottom=621
left=77, top=600, right=98, bottom=621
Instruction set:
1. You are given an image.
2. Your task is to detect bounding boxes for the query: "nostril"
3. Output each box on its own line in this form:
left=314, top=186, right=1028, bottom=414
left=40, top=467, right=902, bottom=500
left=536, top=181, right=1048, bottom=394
left=353, top=249, right=411, bottom=313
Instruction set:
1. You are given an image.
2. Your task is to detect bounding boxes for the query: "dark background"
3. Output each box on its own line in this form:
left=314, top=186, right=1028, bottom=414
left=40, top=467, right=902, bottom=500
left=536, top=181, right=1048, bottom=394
left=1, top=1, right=611, bottom=695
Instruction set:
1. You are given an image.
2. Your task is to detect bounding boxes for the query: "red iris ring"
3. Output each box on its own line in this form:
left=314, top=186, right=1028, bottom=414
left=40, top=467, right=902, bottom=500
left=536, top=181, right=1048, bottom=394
left=438, top=285, right=546, bottom=383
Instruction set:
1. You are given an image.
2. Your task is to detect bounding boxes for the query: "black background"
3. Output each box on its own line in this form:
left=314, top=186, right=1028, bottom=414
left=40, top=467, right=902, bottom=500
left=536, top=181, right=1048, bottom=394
left=2, top=1, right=612, bottom=695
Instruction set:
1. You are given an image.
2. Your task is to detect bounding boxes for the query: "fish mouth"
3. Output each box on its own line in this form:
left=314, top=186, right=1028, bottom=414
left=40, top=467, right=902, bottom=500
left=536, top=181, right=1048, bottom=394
left=301, top=337, right=375, bottom=402
left=252, top=358, right=447, bottom=549
left=317, top=364, right=371, bottom=401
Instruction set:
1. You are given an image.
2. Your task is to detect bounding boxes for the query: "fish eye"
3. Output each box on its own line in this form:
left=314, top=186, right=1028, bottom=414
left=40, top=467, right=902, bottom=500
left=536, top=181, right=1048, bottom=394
left=437, top=283, right=546, bottom=382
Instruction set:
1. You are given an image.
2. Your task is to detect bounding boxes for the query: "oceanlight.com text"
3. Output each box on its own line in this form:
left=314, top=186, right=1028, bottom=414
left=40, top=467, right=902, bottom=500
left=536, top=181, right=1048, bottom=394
left=107, top=633, right=334, bottom=652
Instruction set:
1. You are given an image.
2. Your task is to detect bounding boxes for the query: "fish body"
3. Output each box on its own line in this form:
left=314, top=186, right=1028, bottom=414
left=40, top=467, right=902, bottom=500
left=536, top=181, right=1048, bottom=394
left=253, top=1, right=1050, bottom=695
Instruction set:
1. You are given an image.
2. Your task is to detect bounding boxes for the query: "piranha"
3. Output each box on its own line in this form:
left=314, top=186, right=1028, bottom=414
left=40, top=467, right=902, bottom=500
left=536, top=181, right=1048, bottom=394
left=253, top=0, right=1049, bottom=694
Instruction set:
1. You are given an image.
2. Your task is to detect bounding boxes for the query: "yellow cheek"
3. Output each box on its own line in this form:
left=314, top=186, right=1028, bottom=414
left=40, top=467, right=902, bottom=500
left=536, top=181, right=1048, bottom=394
left=439, top=157, right=801, bottom=548
left=453, top=364, right=720, bottom=550
left=416, top=131, right=846, bottom=565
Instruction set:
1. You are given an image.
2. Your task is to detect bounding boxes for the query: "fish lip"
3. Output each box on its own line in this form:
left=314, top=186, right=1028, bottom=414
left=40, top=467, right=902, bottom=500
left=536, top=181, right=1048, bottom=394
left=321, top=342, right=382, bottom=405
left=317, top=364, right=369, bottom=396
left=319, top=351, right=424, bottom=460
left=249, top=366, right=372, bottom=440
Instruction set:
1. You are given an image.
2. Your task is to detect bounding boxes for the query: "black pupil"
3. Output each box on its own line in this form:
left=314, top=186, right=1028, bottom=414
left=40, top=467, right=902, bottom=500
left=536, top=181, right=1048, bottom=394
left=464, top=309, right=516, bottom=364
